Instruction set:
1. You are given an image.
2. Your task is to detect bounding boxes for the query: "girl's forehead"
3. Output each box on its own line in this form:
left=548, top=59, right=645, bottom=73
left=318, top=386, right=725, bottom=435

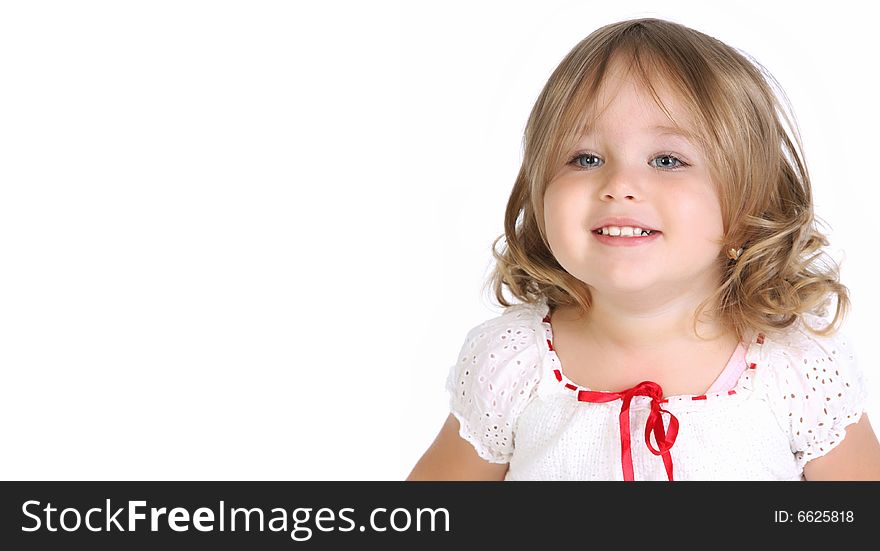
left=576, top=96, right=699, bottom=142
left=561, top=52, right=710, bottom=151
left=590, top=74, right=684, bottom=122
left=576, top=65, right=700, bottom=138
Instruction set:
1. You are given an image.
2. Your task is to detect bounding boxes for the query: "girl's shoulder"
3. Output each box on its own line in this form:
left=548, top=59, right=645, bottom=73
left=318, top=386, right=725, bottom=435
left=760, top=311, right=863, bottom=381
left=444, top=300, right=548, bottom=464
left=450, top=300, right=549, bottom=370
left=758, top=312, right=870, bottom=470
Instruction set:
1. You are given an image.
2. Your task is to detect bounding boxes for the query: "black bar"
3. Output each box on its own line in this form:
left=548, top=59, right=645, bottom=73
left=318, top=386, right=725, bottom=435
left=1, top=481, right=875, bottom=548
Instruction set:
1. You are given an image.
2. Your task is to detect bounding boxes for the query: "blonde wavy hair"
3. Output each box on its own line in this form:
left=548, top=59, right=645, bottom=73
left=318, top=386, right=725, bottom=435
left=483, top=17, right=850, bottom=342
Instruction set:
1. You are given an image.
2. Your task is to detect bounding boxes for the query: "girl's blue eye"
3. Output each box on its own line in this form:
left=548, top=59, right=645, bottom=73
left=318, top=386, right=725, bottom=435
left=569, top=153, right=689, bottom=171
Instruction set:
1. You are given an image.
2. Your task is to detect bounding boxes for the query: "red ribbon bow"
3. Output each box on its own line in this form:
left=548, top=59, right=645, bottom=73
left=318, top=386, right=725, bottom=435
left=577, top=381, right=679, bottom=481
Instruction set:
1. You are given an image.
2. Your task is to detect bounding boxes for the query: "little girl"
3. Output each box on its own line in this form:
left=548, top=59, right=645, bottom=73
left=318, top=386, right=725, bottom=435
left=407, top=17, right=880, bottom=481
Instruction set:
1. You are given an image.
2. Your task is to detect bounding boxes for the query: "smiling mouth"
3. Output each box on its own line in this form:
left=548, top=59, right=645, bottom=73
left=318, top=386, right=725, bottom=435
left=592, top=229, right=661, bottom=237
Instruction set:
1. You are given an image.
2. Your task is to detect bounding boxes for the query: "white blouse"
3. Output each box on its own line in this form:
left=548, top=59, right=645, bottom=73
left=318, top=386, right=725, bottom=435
left=445, top=298, right=870, bottom=480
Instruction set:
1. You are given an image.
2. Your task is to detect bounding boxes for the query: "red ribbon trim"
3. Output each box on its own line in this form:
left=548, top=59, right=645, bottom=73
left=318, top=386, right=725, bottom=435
left=577, top=381, right=679, bottom=481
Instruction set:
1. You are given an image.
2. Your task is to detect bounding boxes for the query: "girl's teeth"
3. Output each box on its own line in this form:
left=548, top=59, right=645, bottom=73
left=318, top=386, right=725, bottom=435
left=597, top=227, right=652, bottom=237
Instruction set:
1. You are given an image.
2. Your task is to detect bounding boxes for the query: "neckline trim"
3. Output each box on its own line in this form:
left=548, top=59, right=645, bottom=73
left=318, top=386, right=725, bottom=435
left=533, top=302, right=766, bottom=405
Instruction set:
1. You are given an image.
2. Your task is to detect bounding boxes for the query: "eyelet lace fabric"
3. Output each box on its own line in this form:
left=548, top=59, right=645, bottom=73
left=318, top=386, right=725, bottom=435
left=445, top=310, right=543, bottom=464
left=756, top=314, right=870, bottom=472
left=445, top=299, right=870, bottom=480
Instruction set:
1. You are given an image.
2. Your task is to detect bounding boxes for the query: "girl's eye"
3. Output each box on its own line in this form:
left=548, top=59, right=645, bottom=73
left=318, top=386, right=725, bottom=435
left=568, top=153, right=689, bottom=171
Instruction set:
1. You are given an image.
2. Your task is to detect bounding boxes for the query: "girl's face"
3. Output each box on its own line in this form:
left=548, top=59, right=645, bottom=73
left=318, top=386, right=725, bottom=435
left=544, top=63, right=725, bottom=306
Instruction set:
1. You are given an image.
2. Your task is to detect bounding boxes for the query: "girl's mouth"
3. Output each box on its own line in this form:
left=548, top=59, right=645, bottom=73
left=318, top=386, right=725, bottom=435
left=592, top=229, right=662, bottom=247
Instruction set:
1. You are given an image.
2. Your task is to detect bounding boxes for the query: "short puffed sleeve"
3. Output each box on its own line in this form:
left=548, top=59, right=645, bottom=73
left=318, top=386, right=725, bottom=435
left=764, top=315, right=871, bottom=471
left=445, top=305, right=544, bottom=463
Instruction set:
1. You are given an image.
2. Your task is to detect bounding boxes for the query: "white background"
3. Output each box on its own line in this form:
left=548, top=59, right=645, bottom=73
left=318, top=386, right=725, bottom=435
left=0, top=1, right=876, bottom=480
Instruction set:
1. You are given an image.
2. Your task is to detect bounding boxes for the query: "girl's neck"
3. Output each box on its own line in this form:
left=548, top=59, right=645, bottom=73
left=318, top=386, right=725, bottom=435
left=550, top=301, right=737, bottom=357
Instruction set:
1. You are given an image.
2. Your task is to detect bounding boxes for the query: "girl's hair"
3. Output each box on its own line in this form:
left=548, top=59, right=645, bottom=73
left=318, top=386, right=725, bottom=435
left=483, top=17, right=850, bottom=342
